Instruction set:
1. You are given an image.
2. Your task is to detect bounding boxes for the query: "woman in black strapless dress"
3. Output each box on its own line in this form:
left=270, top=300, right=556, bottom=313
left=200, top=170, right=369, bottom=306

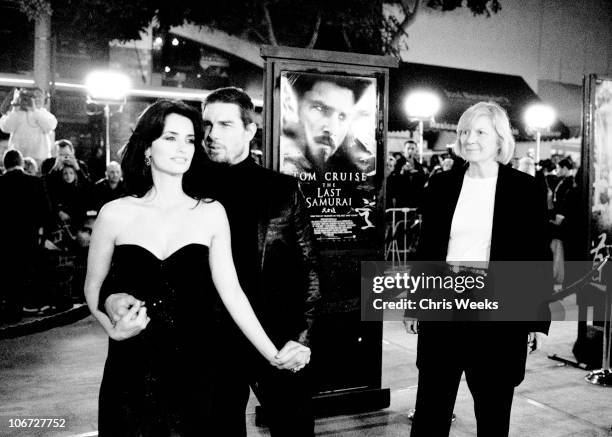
left=84, top=100, right=281, bottom=436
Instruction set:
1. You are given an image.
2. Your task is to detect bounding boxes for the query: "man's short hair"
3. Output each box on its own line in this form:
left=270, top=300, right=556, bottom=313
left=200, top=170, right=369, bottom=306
left=558, top=157, right=574, bottom=170
left=539, top=159, right=555, bottom=172
left=55, top=139, right=74, bottom=152
left=203, top=87, right=254, bottom=127
left=287, top=72, right=372, bottom=103
left=3, top=149, right=24, bottom=169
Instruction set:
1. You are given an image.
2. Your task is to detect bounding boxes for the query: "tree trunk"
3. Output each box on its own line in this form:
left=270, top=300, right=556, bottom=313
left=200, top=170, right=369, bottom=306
left=34, top=11, right=51, bottom=107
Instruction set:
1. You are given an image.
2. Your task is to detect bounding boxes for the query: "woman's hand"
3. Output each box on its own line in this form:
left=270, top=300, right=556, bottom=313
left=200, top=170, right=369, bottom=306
left=109, top=301, right=150, bottom=341
left=275, top=341, right=311, bottom=373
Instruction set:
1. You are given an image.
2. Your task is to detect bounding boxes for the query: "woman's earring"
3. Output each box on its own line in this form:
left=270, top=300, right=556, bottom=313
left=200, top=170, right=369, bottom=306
left=144, top=155, right=151, bottom=166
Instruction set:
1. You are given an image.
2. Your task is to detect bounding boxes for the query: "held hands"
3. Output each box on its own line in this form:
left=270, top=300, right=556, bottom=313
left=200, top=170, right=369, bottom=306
left=109, top=300, right=150, bottom=341
left=273, top=340, right=311, bottom=373
left=527, top=332, right=547, bottom=354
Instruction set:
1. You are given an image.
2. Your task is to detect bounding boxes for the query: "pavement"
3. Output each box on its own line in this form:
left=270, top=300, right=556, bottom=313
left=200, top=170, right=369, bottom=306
left=0, top=315, right=611, bottom=436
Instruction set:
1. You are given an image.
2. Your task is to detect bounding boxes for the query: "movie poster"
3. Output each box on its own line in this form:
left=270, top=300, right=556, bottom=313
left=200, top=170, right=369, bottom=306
left=589, top=78, right=612, bottom=269
left=278, top=71, right=379, bottom=246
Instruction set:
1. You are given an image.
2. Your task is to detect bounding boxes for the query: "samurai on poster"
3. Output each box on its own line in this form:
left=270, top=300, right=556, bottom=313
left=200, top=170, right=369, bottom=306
left=278, top=70, right=379, bottom=245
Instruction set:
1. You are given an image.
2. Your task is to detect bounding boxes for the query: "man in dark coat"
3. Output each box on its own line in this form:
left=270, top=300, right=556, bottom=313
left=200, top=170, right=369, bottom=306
left=0, top=149, right=50, bottom=322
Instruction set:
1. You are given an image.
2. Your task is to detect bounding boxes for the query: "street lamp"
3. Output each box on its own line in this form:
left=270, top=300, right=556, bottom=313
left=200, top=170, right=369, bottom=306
left=524, top=103, right=556, bottom=164
left=404, top=90, right=441, bottom=164
left=85, top=70, right=131, bottom=165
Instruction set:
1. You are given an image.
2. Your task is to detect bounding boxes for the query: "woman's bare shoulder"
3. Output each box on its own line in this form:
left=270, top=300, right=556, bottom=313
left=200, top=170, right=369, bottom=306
left=97, top=197, right=140, bottom=224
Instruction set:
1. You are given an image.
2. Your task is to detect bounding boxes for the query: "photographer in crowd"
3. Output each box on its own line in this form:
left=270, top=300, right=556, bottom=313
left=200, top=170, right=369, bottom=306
left=0, top=88, right=57, bottom=164
left=42, top=139, right=93, bottom=251
left=41, top=139, right=90, bottom=180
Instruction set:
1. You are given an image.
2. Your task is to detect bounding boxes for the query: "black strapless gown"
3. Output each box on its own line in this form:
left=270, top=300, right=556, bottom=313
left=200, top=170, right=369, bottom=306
left=98, top=243, right=215, bottom=437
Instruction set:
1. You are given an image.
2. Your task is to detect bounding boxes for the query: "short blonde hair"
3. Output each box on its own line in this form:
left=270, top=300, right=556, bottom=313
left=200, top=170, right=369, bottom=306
left=453, top=101, right=515, bottom=164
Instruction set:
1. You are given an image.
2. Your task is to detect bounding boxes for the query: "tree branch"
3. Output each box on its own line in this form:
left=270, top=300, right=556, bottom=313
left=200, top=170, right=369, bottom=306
left=390, top=0, right=420, bottom=52
left=306, top=11, right=322, bottom=48
left=262, top=1, right=278, bottom=46
left=341, top=27, right=352, bottom=51
left=249, top=28, right=267, bottom=43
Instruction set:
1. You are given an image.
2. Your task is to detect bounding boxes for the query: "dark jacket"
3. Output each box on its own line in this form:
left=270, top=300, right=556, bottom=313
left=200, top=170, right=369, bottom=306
left=0, top=169, right=50, bottom=251
left=93, top=178, right=126, bottom=212
left=211, top=157, right=320, bottom=348
left=251, top=163, right=320, bottom=346
left=416, top=163, right=552, bottom=384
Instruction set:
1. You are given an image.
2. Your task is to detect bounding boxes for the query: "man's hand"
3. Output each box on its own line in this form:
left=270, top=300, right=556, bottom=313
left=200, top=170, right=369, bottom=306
left=275, top=340, right=311, bottom=372
left=51, top=156, right=64, bottom=172
left=105, top=293, right=141, bottom=323
left=110, top=301, right=150, bottom=341
left=64, top=154, right=80, bottom=170
left=527, top=332, right=547, bottom=354
left=403, top=317, right=419, bottom=334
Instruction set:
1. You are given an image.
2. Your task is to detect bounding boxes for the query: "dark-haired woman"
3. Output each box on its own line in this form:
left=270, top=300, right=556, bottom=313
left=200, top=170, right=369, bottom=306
left=84, top=100, right=280, bottom=436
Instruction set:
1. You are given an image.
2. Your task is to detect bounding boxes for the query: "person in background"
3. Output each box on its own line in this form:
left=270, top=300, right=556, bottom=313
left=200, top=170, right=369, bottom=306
left=0, top=149, right=50, bottom=322
left=428, top=154, right=443, bottom=177
left=23, top=156, right=39, bottom=176
left=93, top=161, right=126, bottom=212
left=404, top=140, right=425, bottom=174
left=396, top=158, right=426, bottom=209
left=88, top=146, right=107, bottom=183
left=385, top=155, right=399, bottom=208
left=550, top=157, right=576, bottom=285
left=517, top=156, right=536, bottom=177
left=0, top=88, right=57, bottom=165
left=42, top=139, right=90, bottom=181
left=45, top=162, right=90, bottom=251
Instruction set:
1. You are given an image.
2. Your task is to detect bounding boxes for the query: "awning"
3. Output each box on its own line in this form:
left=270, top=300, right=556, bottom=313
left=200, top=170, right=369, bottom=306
left=388, top=62, right=570, bottom=141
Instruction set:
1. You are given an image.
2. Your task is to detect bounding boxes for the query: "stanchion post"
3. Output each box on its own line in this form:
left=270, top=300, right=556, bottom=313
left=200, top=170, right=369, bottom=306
left=585, top=264, right=612, bottom=386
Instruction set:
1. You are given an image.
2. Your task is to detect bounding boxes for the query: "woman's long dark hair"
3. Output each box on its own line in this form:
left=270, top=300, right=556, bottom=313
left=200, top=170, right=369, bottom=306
left=121, top=100, right=212, bottom=200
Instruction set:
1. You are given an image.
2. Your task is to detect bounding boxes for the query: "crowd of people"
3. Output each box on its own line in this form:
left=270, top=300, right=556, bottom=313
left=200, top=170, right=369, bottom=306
left=0, top=124, right=126, bottom=322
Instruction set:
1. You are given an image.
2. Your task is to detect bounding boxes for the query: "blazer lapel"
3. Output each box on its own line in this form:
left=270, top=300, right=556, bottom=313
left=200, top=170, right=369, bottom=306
left=489, top=164, right=509, bottom=260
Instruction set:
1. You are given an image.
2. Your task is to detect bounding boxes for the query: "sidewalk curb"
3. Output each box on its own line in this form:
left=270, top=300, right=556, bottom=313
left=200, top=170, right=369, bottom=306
left=0, top=304, right=90, bottom=339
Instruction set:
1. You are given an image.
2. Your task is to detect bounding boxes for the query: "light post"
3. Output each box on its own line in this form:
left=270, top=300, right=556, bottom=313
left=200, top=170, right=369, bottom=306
left=404, top=91, right=441, bottom=164
left=524, top=103, right=556, bottom=164
left=85, top=71, right=131, bottom=165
